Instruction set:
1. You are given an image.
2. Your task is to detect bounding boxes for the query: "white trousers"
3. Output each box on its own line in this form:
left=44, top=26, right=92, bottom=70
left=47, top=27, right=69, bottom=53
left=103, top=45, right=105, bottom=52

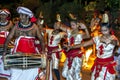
left=0, top=56, right=10, bottom=79
left=91, top=66, right=115, bottom=80
left=62, top=57, right=82, bottom=80
left=10, top=68, right=38, bottom=80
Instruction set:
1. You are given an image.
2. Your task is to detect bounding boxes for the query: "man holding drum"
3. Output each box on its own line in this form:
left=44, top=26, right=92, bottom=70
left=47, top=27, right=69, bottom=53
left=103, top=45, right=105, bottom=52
left=3, top=6, right=45, bottom=80
left=0, top=8, right=13, bottom=80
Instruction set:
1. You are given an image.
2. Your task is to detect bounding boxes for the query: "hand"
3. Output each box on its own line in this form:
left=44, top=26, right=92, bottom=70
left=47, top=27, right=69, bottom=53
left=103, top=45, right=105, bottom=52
left=78, top=23, right=87, bottom=29
left=47, top=52, right=52, bottom=60
left=41, top=50, right=45, bottom=54
left=105, top=38, right=112, bottom=44
left=66, top=46, right=72, bottom=52
left=2, top=52, right=6, bottom=61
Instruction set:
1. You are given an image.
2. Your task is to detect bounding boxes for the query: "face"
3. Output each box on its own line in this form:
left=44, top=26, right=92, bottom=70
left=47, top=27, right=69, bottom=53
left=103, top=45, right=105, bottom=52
left=70, top=21, right=77, bottom=29
left=19, top=13, right=30, bottom=23
left=94, top=20, right=99, bottom=26
left=101, top=26, right=110, bottom=35
left=37, top=19, right=44, bottom=29
left=0, top=14, right=8, bottom=20
left=53, top=22, right=60, bottom=30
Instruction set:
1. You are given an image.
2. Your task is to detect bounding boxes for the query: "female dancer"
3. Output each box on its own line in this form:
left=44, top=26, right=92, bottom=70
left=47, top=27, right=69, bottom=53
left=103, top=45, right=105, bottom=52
left=58, top=20, right=90, bottom=80
left=36, top=21, right=66, bottom=80
left=67, top=23, right=119, bottom=80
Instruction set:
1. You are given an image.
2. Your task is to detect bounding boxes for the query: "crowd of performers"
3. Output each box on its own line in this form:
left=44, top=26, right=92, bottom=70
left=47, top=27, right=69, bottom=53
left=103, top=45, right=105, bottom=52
left=0, top=6, right=120, bottom=80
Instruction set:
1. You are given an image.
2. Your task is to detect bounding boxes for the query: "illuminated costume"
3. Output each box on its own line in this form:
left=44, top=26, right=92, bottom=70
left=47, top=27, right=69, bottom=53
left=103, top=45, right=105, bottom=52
left=91, top=35, right=117, bottom=80
left=62, top=30, right=83, bottom=80
left=102, top=13, right=109, bottom=23
left=46, top=29, right=65, bottom=80
left=0, top=9, right=13, bottom=79
left=10, top=7, right=39, bottom=80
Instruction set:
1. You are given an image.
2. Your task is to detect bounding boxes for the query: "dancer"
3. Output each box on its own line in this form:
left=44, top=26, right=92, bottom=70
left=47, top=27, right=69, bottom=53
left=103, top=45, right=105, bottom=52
left=0, top=8, right=13, bottom=80
left=45, top=22, right=66, bottom=80
left=67, top=23, right=119, bottom=80
left=58, top=19, right=90, bottom=80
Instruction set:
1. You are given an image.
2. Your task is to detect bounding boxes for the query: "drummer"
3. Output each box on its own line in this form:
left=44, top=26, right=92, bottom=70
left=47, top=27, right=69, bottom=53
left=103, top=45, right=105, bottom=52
left=0, top=8, right=13, bottom=80
left=3, top=6, right=45, bottom=80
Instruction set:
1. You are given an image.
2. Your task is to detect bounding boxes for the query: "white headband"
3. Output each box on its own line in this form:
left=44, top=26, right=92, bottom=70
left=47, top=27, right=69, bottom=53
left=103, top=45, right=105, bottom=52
left=0, top=9, right=10, bottom=15
left=17, top=7, right=33, bottom=18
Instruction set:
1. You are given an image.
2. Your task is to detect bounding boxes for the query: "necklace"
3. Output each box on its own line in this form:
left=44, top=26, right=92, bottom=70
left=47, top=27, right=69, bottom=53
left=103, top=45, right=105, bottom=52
left=52, top=29, right=60, bottom=35
left=0, top=21, right=9, bottom=26
left=17, top=22, right=33, bottom=31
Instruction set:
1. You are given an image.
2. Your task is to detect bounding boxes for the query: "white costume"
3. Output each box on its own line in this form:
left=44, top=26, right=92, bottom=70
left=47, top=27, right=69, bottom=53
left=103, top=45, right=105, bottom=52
left=62, top=29, right=83, bottom=80
left=91, top=35, right=117, bottom=80
left=46, top=29, right=65, bottom=69
left=102, top=13, right=109, bottom=23
left=46, top=29, right=65, bottom=80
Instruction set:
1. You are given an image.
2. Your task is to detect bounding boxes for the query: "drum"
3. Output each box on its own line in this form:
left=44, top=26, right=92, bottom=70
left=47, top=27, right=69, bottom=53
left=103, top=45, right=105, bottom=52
left=3, top=53, right=46, bottom=69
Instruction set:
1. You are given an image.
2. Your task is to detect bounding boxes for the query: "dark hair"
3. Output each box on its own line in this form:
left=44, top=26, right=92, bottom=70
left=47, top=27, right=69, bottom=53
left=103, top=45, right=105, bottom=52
left=70, top=19, right=78, bottom=24
left=100, top=23, right=110, bottom=29
left=100, top=23, right=115, bottom=35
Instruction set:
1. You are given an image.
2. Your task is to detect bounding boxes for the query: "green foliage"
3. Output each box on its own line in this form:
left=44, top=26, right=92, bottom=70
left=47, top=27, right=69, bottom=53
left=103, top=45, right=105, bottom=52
left=0, top=0, right=120, bottom=26
left=58, top=2, right=85, bottom=21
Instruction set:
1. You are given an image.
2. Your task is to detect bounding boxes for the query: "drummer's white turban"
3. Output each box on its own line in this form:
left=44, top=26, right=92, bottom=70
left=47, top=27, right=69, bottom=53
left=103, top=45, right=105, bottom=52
left=0, top=9, right=10, bottom=15
left=17, top=6, right=33, bottom=18
left=17, top=6, right=37, bottom=22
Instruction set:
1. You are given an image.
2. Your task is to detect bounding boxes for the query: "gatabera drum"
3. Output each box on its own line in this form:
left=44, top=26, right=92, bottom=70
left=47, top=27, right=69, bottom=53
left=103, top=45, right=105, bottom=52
left=4, top=53, right=46, bottom=69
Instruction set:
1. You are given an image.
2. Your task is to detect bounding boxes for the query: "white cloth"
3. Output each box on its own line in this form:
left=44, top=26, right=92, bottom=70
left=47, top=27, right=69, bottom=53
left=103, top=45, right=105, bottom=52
left=93, top=36, right=115, bottom=58
left=10, top=68, right=38, bottom=80
left=62, top=29, right=83, bottom=80
left=102, top=13, right=109, bottom=23
left=0, top=9, right=10, bottom=15
left=17, top=6, right=33, bottom=18
left=66, top=29, right=82, bottom=45
left=46, top=29, right=65, bottom=47
left=91, top=35, right=116, bottom=80
left=0, top=56, right=10, bottom=79
left=91, top=67, right=115, bottom=80
left=62, top=57, right=82, bottom=80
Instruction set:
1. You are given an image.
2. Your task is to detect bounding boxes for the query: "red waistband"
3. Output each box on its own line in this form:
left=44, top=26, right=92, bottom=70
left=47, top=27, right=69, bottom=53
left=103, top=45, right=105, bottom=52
left=96, top=56, right=114, bottom=63
left=47, top=46, right=58, bottom=51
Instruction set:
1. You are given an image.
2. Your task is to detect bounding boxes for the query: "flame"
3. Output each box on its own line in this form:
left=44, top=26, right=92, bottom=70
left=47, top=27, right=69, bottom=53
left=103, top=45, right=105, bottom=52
left=83, top=48, right=93, bottom=68
left=60, top=51, right=66, bottom=62
left=85, top=48, right=93, bottom=61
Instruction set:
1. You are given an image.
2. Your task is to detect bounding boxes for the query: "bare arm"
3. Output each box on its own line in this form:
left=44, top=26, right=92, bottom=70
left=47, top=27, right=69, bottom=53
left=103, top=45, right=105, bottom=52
left=69, top=39, right=94, bottom=49
left=36, top=26, right=45, bottom=53
left=4, top=26, right=16, bottom=53
left=7, top=21, right=13, bottom=31
left=78, top=23, right=90, bottom=39
left=56, top=22, right=71, bottom=32
left=82, top=28, right=90, bottom=39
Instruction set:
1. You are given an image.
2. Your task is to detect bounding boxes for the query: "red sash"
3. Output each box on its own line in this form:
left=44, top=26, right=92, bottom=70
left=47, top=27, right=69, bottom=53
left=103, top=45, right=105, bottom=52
left=0, top=32, right=8, bottom=45
left=14, top=37, right=36, bottom=54
left=67, top=48, right=83, bottom=69
left=91, top=56, right=116, bottom=80
left=47, top=46, right=60, bottom=59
